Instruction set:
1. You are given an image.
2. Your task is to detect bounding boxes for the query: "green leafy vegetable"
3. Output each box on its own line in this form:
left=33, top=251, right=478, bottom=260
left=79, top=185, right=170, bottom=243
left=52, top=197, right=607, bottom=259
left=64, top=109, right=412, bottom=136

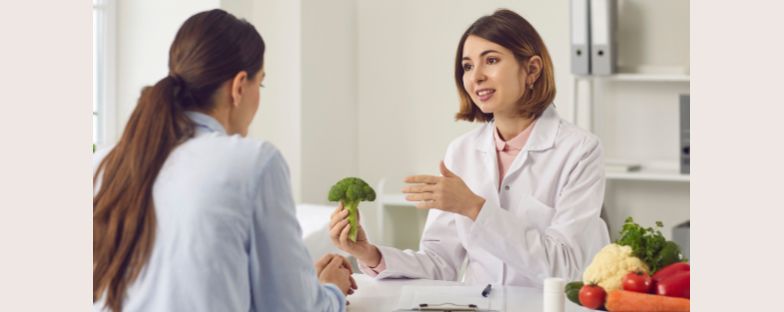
left=615, top=217, right=685, bottom=273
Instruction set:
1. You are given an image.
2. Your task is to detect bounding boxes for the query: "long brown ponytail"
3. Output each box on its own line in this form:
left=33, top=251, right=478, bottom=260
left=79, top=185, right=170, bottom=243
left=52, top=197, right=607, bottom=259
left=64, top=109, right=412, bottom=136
left=93, top=9, right=264, bottom=311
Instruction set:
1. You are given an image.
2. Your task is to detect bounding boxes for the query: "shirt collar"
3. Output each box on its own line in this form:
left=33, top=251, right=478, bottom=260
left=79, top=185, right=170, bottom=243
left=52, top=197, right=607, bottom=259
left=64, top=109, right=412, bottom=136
left=479, top=104, right=560, bottom=153
left=493, top=120, right=536, bottom=152
left=185, top=111, right=227, bottom=135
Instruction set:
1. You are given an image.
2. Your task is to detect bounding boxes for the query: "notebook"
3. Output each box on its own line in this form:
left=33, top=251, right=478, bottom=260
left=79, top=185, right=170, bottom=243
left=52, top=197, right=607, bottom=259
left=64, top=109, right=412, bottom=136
left=394, top=285, right=504, bottom=311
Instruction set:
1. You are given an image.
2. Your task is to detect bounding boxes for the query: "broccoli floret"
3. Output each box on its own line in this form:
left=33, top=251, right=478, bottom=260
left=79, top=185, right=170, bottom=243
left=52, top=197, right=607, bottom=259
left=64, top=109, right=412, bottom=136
left=328, top=177, right=376, bottom=242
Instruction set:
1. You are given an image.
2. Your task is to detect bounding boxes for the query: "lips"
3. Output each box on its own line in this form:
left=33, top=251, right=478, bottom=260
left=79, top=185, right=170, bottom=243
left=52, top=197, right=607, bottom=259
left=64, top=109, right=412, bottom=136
left=476, top=88, right=496, bottom=102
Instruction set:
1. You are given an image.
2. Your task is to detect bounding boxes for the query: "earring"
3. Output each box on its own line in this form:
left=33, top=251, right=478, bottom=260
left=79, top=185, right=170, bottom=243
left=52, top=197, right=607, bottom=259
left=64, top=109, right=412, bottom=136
left=528, top=83, right=534, bottom=90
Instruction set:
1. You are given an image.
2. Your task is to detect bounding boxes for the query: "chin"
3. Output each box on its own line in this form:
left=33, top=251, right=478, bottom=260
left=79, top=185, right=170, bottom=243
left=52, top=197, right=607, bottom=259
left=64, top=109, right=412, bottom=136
left=475, top=101, right=496, bottom=114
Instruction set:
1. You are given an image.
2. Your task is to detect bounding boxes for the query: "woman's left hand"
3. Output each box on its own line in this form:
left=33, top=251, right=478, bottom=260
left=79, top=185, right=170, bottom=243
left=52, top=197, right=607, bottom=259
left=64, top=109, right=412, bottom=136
left=402, top=161, right=486, bottom=220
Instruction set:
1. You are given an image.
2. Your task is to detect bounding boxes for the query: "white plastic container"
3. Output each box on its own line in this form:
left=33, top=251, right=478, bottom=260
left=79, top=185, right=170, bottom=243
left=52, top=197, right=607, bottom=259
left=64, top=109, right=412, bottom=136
left=543, top=277, right=565, bottom=312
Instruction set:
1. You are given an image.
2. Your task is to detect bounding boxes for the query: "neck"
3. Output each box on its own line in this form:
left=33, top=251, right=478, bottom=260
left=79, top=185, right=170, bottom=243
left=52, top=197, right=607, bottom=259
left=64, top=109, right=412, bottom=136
left=494, top=113, right=533, bottom=141
left=199, top=106, right=232, bottom=133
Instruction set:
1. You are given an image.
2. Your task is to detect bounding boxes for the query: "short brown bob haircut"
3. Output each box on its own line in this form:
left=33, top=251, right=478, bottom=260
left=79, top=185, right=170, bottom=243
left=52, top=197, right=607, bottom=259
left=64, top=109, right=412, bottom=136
left=454, top=9, right=556, bottom=122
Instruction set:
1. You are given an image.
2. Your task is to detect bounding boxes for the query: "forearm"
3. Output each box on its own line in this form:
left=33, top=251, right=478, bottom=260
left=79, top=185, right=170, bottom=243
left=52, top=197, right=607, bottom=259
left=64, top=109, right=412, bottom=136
left=355, top=243, right=382, bottom=268
left=368, top=245, right=463, bottom=281
left=464, top=195, right=485, bottom=221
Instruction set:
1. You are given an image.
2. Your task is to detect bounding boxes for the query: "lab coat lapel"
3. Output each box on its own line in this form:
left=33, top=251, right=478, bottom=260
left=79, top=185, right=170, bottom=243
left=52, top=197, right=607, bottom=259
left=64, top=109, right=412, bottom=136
left=476, top=122, right=501, bottom=204
left=501, top=105, right=560, bottom=183
left=458, top=123, right=502, bottom=248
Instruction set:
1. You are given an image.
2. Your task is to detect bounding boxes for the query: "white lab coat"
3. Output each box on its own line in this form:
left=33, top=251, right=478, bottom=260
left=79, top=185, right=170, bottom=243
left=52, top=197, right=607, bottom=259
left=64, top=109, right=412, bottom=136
left=366, top=105, right=609, bottom=287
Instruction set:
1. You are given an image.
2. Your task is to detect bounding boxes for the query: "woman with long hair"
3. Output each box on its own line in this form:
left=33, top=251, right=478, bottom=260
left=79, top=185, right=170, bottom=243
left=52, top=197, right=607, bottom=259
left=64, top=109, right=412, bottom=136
left=93, top=9, right=355, bottom=312
left=329, top=9, right=610, bottom=287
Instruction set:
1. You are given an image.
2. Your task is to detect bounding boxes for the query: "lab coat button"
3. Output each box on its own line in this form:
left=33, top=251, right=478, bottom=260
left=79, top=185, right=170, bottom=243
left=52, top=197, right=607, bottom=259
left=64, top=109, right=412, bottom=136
left=504, top=185, right=510, bottom=191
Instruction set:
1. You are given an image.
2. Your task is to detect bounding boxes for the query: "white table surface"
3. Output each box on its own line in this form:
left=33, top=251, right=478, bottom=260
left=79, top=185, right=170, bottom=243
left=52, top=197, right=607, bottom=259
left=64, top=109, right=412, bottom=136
left=347, top=273, right=593, bottom=312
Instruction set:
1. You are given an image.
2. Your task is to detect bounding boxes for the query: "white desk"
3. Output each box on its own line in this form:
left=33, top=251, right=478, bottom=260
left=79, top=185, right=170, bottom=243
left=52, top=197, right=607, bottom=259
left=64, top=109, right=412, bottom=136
left=348, top=274, right=593, bottom=312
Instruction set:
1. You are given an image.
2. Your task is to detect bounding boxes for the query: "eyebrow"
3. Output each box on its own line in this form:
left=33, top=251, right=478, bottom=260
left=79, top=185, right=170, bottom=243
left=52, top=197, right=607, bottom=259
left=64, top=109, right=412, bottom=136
left=462, top=49, right=501, bottom=61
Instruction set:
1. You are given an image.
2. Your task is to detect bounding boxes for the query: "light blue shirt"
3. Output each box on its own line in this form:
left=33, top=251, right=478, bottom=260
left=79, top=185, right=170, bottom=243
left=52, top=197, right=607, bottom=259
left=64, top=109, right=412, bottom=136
left=93, top=112, right=345, bottom=312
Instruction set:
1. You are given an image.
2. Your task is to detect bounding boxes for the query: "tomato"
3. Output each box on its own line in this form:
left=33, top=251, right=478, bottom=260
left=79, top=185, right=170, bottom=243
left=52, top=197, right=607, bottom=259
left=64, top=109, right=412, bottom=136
left=622, top=271, right=653, bottom=293
left=652, top=262, right=690, bottom=283
left=656, top=270, right=690, bottom=299
left=579, top=284, right=607, bottom=310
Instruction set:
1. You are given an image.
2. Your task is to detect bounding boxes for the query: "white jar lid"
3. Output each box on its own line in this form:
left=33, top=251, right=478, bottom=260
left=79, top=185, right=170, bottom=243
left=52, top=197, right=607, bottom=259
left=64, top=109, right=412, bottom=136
left=543, top=277, right=565, bottom=293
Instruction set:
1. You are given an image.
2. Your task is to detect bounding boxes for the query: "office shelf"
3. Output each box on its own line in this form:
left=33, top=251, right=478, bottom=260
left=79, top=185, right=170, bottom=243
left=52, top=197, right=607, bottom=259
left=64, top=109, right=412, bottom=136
left=380, top=193, right=414, bottom=207
left=576, top=73, right=690, bottom=82
left=605, top=160, right=689, bottom=182
left=606, top=73, right=689, bottom=82
left=606, top=169, right=690, bottom=182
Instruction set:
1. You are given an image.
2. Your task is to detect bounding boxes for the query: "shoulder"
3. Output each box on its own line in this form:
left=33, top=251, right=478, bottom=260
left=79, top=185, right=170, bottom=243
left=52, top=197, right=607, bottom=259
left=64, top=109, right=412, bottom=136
left=554, top=118, right=602, bottom=156
left=166, top=134, right=288, bottom=188
left=194, top=133, right=283, bottom=168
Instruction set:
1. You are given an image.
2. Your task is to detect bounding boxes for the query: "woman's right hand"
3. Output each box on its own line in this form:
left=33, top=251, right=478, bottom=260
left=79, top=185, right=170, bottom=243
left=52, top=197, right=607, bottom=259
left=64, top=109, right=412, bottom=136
left=314, top=253, right=357, bottom=296
left=329, top=202, right=381, bottom=267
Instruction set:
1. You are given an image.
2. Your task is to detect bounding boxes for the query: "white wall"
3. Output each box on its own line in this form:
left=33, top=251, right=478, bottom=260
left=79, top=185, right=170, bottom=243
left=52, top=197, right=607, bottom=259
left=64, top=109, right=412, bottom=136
left=116, top=0, right=219, bottom=138
left=242, top=0, right=304, bottom=202
left=239, top=0, right=357, bottom=204
left=300, top=0, right=358, bottom=204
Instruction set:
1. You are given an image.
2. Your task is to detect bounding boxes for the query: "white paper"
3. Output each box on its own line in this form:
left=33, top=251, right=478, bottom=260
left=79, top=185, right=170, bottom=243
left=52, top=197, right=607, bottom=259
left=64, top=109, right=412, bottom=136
left=395, top=285, right=503, bottom=311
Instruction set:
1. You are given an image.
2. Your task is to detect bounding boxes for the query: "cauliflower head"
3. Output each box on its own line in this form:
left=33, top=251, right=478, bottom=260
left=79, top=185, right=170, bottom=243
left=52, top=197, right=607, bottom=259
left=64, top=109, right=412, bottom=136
left=582, top=243, right=649, bottom=292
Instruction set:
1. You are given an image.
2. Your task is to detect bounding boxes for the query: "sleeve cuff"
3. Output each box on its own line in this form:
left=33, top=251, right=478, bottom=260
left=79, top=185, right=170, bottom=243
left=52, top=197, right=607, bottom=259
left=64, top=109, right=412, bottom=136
left=321, top=283, right=346, bottom=311
left=470, top=198, right=496, bottom=233
left=357, top=256, right=386, bottom=277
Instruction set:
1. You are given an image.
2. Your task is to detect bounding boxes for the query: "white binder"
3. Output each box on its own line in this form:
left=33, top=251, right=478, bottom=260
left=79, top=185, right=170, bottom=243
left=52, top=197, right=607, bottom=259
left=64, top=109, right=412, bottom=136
left=570, top=0, right=591, bottom=75
left=590, top=0, right=617, bottom=75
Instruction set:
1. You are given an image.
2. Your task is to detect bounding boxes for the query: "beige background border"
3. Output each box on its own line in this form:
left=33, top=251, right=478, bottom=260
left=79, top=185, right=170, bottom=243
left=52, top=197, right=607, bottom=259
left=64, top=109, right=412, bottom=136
left=0, top=1, right=91, bottom=310
left=0, top=0, right=782, bottom=310
left=693, top=0, right=784, bottom=310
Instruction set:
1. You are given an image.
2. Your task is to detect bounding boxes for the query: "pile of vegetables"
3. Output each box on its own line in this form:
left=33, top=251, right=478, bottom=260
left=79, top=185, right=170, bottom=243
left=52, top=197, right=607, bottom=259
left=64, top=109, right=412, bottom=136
left=564, top=217, right=690, bottom=311
left=327, top=177, right=376, bottom=242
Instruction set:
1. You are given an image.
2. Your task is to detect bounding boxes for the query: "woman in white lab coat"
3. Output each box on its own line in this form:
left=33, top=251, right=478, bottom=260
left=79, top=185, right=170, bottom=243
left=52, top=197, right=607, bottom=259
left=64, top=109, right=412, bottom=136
left=329, top=9, right=610, bottom=287
left=93, top=10, right=355, bottom=312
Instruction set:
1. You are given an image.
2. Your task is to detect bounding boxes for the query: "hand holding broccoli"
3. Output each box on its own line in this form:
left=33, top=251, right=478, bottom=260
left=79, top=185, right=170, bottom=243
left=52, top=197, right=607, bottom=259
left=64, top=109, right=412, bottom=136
left=328, top=177, right=382, bottom=267
left=328, top=177, right=376, bottom=242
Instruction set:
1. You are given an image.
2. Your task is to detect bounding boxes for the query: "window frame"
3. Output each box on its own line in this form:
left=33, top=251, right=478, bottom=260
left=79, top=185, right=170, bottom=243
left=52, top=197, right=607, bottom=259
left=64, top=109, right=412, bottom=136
left=93, top=0, right=117, bottom=149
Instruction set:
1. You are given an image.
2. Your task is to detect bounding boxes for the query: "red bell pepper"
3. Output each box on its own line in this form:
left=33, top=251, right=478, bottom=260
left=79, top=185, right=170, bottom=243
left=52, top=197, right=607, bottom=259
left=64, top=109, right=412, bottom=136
left=656, top=270, right=690, bottom=298
left=652, top=262, right=690, bottom=282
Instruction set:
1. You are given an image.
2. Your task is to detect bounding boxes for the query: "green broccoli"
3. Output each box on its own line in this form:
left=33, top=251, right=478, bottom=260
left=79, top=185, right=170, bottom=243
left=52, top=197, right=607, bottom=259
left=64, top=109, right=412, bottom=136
left=328, top=177, right=376, bottom=242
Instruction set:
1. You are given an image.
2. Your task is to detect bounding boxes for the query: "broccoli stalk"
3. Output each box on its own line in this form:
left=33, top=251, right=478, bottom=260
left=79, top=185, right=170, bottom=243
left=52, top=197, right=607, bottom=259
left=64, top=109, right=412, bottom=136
left=342, top=199, right=361, bottom=242
left=328, top=177, right=376, bottom=242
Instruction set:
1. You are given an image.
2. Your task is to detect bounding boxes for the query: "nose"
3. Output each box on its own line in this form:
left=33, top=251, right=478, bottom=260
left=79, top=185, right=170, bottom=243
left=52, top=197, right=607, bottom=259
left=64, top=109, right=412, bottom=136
left=469, top=64, right=487, bottom=85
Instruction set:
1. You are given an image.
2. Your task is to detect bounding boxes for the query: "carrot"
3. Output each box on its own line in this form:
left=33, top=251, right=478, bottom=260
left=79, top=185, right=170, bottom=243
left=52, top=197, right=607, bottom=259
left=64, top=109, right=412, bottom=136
left=606, top=290, right=690, bottom=312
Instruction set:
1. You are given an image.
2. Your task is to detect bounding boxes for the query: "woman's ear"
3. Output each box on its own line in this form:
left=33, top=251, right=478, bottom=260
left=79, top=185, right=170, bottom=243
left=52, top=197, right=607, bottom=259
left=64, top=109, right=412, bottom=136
left=230, top=71, right=249, bottom=107
left=526, top=55, right=543, bottom=85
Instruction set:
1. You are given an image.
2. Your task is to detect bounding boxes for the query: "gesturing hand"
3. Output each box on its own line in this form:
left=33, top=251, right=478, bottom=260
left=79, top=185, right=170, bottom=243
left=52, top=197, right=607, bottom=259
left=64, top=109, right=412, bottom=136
left=402, top=161, right=485, bottom=220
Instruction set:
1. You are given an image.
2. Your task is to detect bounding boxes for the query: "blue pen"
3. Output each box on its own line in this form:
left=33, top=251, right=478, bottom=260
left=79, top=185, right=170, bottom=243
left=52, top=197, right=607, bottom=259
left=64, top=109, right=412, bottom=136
left=481, top=284, right=492, bottom=297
